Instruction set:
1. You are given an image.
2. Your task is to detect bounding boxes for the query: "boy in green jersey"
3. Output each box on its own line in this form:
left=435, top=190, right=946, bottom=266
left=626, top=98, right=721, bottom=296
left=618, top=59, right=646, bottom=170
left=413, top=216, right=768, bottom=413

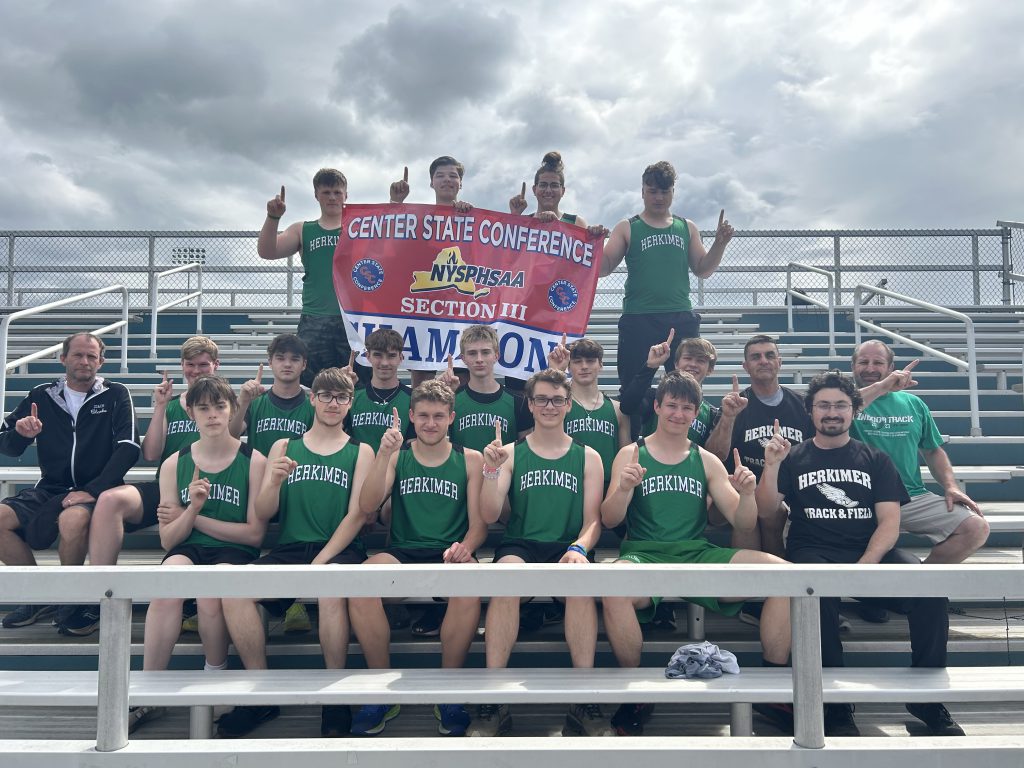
left=230, top=333, right=313, bottom=457
left=600, top=372, right=791, bottom=736
left=87, top=335, right=219, bottom=593
left=349, top=380, right=486, bottom=737
left=473, top=369, right=606, bottom=737
left=447, top=324, right=533, bottom=451
left=257, top=168, right=363, bottom=386
left=389, top=156, right=474, bottom=388
left=217, top=368, right=374, bottom=739
left=136, top=377, right=267, bottom=732
left=345, top=328, right=413, bottom=449
left=598, top=161, right=735, bottom=395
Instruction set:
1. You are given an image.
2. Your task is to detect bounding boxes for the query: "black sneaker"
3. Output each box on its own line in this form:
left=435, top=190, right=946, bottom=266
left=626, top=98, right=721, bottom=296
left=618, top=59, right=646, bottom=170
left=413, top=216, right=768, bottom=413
left=753, top=702, right=794, bottom=734
left=385, top=604, right=411, bottom=630
left=412, top=603, right=447, bottom=637
left=215, top=705, right=280, bottom=738
left=610, top=703, right=654, bottom=736
left=651, top=603, right=676, bottom=632
left=738, top=601, right=763, bottom=627
left=906, top=703, right=965, bottom=736
left=321, top=704, right=352, bottom=737
left=852, top=602, right=889, bottom=623
left=2, top=604, right=57, bottom=628
left=519, top=601, right=564, bottom=634
left=824, top=703, right=860, bottom=737
left=57, top=605, right=100, bottom=636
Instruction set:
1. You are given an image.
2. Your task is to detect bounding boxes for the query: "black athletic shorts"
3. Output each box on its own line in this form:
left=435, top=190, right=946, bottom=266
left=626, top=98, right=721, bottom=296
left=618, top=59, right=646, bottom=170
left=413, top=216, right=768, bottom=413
left=2, top=487, right=96, bottom=548
left=493, top=538, right=592, bottom=564
left=162, top=543, right=255, bottom=566
left=382, top=546, right=447, bottom=564
left=126, top=480, right=161, bottom=532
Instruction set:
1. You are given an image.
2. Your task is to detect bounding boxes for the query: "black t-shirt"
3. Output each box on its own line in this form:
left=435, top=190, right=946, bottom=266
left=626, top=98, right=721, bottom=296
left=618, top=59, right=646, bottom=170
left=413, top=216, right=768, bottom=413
left=729, top=386, right=813, bottom=479
left=778, top=438, right=909, bottom=556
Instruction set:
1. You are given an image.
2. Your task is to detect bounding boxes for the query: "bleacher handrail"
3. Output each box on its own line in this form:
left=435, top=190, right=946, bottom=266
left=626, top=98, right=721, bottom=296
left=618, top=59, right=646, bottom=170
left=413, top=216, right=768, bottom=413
left=1, top=563, right=1021, bottom=753
left=0, top=284, right=129, bottom=417
left=150, top=263, right=203, bottom=359
left=784, top=262, right=836, bottom=354
left=853, top=283, right=982, bottom=436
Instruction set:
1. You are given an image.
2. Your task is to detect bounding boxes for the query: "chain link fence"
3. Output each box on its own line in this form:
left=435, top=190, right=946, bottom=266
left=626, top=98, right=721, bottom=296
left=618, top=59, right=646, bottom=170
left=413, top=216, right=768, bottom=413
left=2, top=226, right=1018, bottom=312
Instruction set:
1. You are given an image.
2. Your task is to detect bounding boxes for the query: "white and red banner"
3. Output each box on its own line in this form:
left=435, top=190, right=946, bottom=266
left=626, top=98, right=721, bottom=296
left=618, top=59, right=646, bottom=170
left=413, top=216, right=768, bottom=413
left=334, top=203, right=602, bottom=376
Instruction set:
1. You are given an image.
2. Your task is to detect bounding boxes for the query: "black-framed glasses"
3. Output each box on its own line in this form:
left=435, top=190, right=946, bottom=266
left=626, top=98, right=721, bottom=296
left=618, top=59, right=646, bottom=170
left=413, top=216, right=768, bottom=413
left=530, top=396, right=568, bottom=408
left=536, top=182, right=562, bottom=190
left=315, top=392, right=352, bottom=404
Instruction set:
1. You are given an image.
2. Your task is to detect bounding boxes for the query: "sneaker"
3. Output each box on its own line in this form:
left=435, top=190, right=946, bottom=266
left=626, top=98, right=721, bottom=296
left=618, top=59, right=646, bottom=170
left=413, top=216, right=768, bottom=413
left=753, top=702, right=794, bottom=735
left=181, top=600, right=199, bottom=633
left=738, top=601, right=763, bottom=627
left=2, top=604, right=57, bottom=628
left=215, top=705, right=280, bottom=738
left=57, top=605, right=100, bottom=637
left=824, top=703, right=860, bottom=737
left=128, top=705, right=166, bottom=734
left=838, top=615, right=852, bottom=632
left=385, top=604, right=411, bottom=631
left=905, top=703, right=965, bottom=736
left=469, top=704, right=512, bottom=736
left=563, top=703, right=611, bottom=736
left=651, top=603, right=676, bottom=632
left=519, top=601, right=564, bottom=633
left=284, top=603, right=312, bottom=634
left=412, top=604, right=447, bottom=637
left=852, top=602, right=889, bottom=623
left=434, top=703, right=471, bottom=736
left=320, top=704, right=352, bottom=737
left=350, top=704, right=400, bottom=736
left=610, top=703, right=654, bottom=736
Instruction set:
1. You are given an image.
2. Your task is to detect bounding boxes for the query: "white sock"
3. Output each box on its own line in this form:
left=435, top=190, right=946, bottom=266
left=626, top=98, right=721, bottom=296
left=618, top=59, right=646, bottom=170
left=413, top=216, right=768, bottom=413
left=204, top=660, right=227, bottom=672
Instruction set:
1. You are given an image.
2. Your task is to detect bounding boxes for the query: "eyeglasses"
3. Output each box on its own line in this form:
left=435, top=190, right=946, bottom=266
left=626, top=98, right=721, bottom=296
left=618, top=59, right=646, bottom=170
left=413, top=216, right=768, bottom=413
left=812, top=401, right=852, bottom=412
left=530, top=396, right=568, bottom=408
left=536, top=182, right=562, bottom=190
left=315, top=392, right=351, bottom=404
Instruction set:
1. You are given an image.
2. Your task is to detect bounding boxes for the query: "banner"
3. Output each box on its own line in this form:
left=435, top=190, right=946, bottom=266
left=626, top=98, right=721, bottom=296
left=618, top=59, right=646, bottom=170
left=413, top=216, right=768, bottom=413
left=334, top=203, right=602, bottom=376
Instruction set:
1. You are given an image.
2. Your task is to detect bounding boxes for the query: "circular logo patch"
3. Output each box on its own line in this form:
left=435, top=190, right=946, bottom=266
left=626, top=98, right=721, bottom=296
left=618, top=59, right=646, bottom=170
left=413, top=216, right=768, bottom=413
left=352, top=259, right=385, bottom=292
left=548, top=280, right=579, bottom=312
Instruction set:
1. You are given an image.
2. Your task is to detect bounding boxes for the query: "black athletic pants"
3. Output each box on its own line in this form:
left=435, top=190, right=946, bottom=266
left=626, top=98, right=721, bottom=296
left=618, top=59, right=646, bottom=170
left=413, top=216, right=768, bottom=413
left=787, top=546, right=948, bottom=669
left=616, top=310, right=700, bottom=397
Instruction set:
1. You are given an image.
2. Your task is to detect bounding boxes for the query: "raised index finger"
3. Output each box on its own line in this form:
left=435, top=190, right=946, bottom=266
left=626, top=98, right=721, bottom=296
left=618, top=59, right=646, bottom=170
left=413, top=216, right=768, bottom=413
left=773, top=418, right=781, bottom=438
left=718, top=209, right=725, bottom=226
left=631, top=443, right=640, bottom=464
left=732, top=374, right=739, bottom=393
left=256, top=363, right=264, bottom=383
left=348, top=350, right=356, bottom=368
left=520, top=181, right=526, bottom=197
left=447, top=353, right=454, bottom=373
left=903, top=359, right=919, bottom=374
left=280, top=185, right=285, bottom=201
left=192, top=464, right=200, bottom=483
left=403, top=166, right=409, bottom=183
left=30, top=402, right=38, bottom=419
left=666, top=327, right=675, bottom=346
left=494, top=419, right=502, bottom=444
left=392, top=407, right=400, bottom=430
left=560, top=332, right=567, bottom=348
left=733, top=448, right=742, bottom=468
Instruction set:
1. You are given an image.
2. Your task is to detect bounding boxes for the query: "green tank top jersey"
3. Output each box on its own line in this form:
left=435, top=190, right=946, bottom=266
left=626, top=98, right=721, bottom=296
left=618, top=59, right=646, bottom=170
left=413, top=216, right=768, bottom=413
left=245, top=392, right=314, bottom=457
left=622, top=215, right=692, bottom=314
left=348, top=384, right=412, bottom=451
left=155, top=399, right=199, bottom=479
left=450, top=387, right=518, bottom=451
left=626, top=438, right=708, bottom=543
left=505, top=439, right=585, bottom=545
left=300, top=221, right=342, bottom=316
left=277, top=437, right=361, bottom=547
left=176, top=444, right=257, bottom=557
left=641, top=399, right=716, bottom=447
left=564, top=398, right=618, bottom=486
left=390, top=443, right=469, bottom=549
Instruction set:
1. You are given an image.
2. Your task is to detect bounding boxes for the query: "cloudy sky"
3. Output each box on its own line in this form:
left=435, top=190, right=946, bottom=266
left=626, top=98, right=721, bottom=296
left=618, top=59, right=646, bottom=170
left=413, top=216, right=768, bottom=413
left=1, top=0, right=1021, bottom=233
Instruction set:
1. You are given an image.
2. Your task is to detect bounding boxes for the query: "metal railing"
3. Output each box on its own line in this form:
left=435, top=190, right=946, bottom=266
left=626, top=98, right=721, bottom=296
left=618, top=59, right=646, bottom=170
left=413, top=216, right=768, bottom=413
left=2, top=224, right=1018, bottom=310
left=0, top=285, right=130, bottom=417
left=853, top=284, right=982, bottom=436
left=785, top=262, right=836, bottom=354
left=150, top=263, right=203, bottom=359
left=0, top=562, right=1020, bottom=755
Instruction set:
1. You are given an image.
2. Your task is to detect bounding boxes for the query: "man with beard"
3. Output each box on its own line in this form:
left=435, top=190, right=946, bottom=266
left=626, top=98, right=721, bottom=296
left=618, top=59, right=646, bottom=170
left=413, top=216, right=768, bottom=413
left=755, top=370, right=964, bottom=738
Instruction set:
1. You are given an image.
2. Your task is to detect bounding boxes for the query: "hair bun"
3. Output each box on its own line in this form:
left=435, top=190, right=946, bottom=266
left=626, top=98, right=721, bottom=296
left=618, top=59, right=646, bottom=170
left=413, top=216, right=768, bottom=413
left=541, top=151, right=564, bottom=172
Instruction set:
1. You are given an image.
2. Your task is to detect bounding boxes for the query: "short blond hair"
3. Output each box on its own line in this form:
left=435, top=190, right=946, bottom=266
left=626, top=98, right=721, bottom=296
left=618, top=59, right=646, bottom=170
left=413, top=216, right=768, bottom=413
left=180, top=336, right=219, bottom=362
left=460, top=325, right=499, bottom=354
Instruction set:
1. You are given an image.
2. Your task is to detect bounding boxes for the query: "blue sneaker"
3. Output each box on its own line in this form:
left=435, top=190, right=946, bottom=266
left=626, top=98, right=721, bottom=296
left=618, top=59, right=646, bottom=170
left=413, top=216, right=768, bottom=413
left=350, top=704, right=400, bottom=736
left=434, top=704, right=470, bottom=736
